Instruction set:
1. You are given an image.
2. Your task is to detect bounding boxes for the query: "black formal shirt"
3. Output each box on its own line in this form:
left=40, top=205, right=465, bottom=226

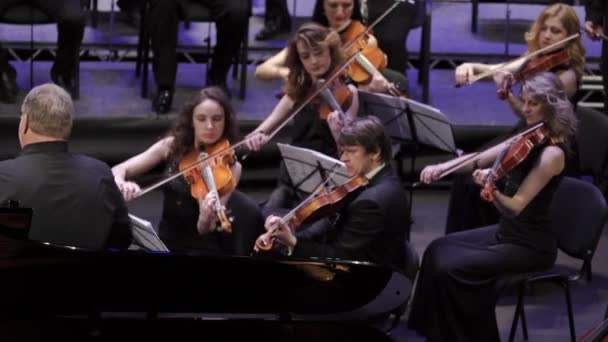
left=0, top=141, right=131, bottom=249
left=293, top=166, right=410, bottom=270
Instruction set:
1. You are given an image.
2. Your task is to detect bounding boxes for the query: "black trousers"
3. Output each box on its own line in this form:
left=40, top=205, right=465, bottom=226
left=147, top=0, right=249, bottom=90
left=264, top=0, right=289, bottom=24
left=408, top=225, right=556, bottom=342
left=0, top=0, right=84, bottom=77
left=367, top=0, right=417, bottom=73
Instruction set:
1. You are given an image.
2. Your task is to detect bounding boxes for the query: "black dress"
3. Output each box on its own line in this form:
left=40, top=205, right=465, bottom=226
left=158, top=158, right=263, bottom=255
left=408, top=142, right=566, bottom=341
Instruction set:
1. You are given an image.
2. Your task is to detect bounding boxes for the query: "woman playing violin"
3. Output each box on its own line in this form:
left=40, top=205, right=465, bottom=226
left=409, top=72, right=577, bottom=341
left=254, top=0, right=405, bottom=96
left=112, top=87, right=262, bottom=255
left=262, top=117, right=410, bottom=270
left=455, top=4, right=585, bottom=115
left=247, top=23, right=359, bottom=217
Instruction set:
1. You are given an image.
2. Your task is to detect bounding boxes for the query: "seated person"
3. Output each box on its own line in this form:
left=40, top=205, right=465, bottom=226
left=409, top=72, right=576, bottom=340
left=262, top=116, right=410, bottom=270
left=112, top=87, right=263, bottom=255
left=0, top=0, right=85, bottom=101
left=246, top=23, right=359, bottom=217
left=147, top=0, right=249, bottom=114
left=0, top=84, right=132, bottom=250
left=255, top=0, right=404, bottom=96
left=255, top=0, right=291, bottom=41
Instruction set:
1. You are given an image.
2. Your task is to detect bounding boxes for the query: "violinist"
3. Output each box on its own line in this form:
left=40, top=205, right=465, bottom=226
left=262, top=117, right=410, bottom=270
left=254, top=0, right=405, bottom=96
left=112, top=87, right=262, bottom=255
left=247, top=23, right=359, bottom=217
left=409, top=72, right=577, bottom=341
left=455, top=4, right=585, bottom=115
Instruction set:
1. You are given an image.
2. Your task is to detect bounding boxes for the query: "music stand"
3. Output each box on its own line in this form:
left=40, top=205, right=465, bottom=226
left=128, top=214, right=170, bottom=252
left=358, top=91, right=457, bottom=231
left=277, top=143, right=351, bottom=194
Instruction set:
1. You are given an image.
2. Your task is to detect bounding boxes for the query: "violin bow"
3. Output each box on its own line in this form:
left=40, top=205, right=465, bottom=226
left=136, top=52, right=361, bottom=199
left=458, top=33, right=580, bottom=87
left=413, top=121, right=545, bottom=187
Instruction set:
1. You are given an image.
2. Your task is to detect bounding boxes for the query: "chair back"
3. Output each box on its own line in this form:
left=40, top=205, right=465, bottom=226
left=552, top=177, right=608, bottom=262
left=576, top=107, right=608, bottom=182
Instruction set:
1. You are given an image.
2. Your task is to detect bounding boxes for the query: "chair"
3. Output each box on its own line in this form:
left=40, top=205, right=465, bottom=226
left=501, top=177, right=608, bottom=342
left=470, top=0, right=573, bottom=34
left=576, top=106, right=608, bottom=194
left=136, top=0, right=250, bottom=100
left=0, top=2, right=87, bottom=99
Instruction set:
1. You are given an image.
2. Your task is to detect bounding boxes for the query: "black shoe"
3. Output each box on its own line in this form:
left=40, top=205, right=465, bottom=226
left=0, top=66, right=18, bottom=104
left=255, top=17, right=291, bottom=41
left=153, top=89, right=173, bottom=114
left=50, top=66, right=78, bottom=99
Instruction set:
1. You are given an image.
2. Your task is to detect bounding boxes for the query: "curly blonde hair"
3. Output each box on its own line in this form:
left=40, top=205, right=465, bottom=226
left=284, top=22, right=344, bottom=104
left=520, top=72, right=576, bottom=147
left=524, top=4, right=585, bottom=80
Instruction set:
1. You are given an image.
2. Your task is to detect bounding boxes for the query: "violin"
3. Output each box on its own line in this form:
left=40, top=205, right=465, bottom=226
left=341, top=20, right=388, bottom=84
left=179, top=139, right=236, bottom=232
left=497, top=49, right=569, bottom=100
left=316, top=76, right=353, bottom=121
left=254, top=175, right=369, bottom=253
left=455, top=33, right=579, bottom=88
left=480, top=123, right=549, bottom=202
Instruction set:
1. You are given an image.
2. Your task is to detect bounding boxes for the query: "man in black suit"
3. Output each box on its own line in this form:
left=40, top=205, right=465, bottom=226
left=584, top=0, right=608, bottom=112
left=147, top=0, right=249, bottom=114
left=0, top=83, right=132, bottom=250
left=0, top=0, right=85, bottom=102
left=264, top=116, right=410, bottom=270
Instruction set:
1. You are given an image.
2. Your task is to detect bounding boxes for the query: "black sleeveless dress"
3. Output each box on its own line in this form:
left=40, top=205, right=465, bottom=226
left=409, top=142, right=566, bottom=341
left=158, top=158, right=263, bottom=255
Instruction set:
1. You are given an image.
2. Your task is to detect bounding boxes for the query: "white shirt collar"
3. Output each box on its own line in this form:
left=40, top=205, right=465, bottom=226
left=365, top=163, right=385, bottom=180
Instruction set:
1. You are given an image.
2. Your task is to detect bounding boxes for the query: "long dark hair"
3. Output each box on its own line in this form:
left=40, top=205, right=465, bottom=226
left=284, top=22, right=344, bottom=103
left=166, top=87, right=239, bottom=159
left=312, top=0, right=363, bottom=27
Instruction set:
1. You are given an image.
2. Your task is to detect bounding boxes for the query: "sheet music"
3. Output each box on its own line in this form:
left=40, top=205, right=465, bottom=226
left=278, top=144, right=351, bottom=194
left=128, top=214, right=169, bottom=252
left=358, top=91, right=456, bottom=153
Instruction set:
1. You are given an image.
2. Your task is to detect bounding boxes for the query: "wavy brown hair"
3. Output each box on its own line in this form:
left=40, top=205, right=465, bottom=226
left=312, top=0, right=363, bottom=27
left=520, top=72, right=576, bottom=148
left=524, top=4, right=585, bottom=80
left=284, top=22, right=344, bottom=104
left=165, top=86, right=239, bottom=159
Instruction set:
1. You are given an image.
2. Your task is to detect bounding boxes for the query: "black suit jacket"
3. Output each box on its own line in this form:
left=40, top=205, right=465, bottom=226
left=0, top=141, right=132, bottom=249
left=585, top=0, right=606, bottom=25
left=293, top=166, right=410, bottom=270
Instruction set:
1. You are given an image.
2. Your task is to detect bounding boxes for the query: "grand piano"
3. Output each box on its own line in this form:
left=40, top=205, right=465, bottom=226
left=0, top=208, right=416, bottom=341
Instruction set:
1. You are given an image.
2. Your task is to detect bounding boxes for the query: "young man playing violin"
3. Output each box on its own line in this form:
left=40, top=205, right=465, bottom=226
left=409, top=72, right=576, bottom=341
left=112, top=87, right=262, bottom=255
left=261, top=116, right=410, bottom=271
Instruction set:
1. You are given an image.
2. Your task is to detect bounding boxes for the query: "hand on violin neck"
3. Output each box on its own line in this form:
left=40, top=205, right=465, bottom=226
left=419, top=164, right=447, bottom=184
left=454, top=63, right=476, bottom=86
